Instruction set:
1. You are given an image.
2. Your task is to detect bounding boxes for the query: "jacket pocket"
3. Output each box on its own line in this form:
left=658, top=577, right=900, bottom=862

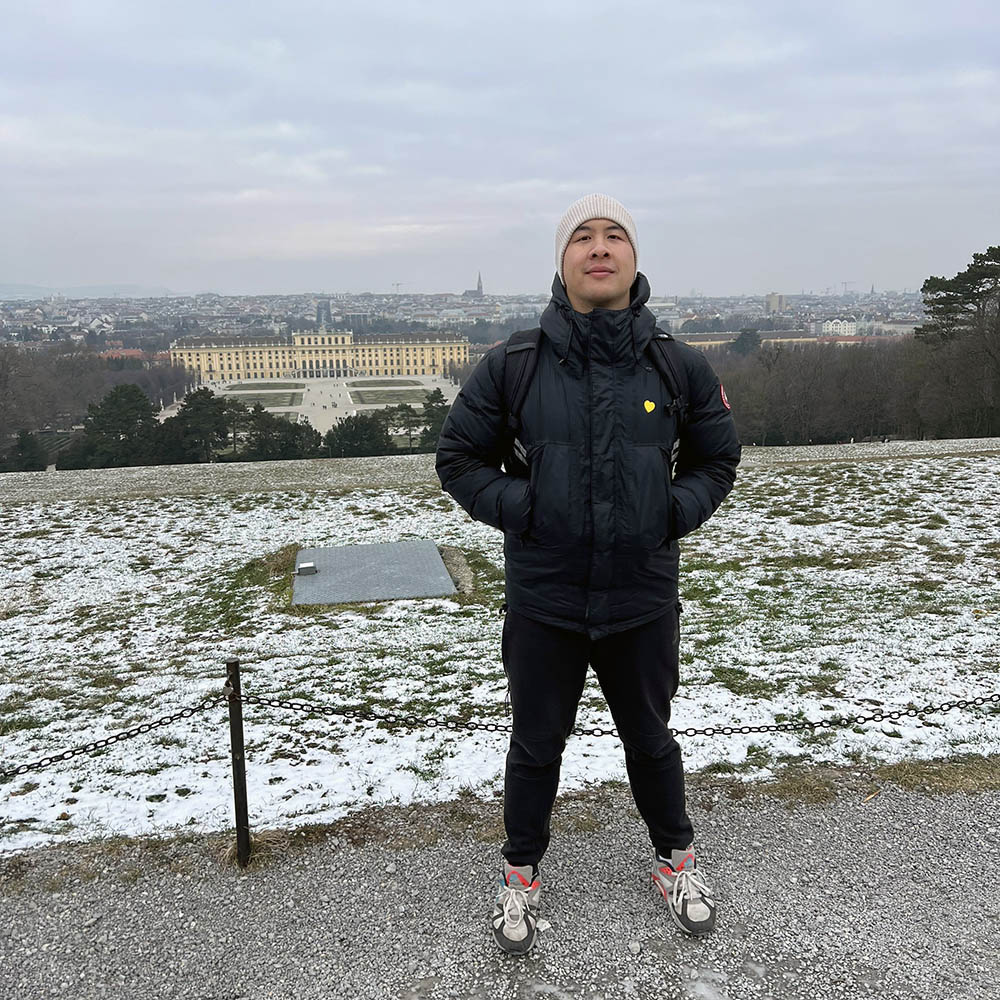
left=624, top=442, right=672, bottom=550
left=525, top=442, right=578, bottom=547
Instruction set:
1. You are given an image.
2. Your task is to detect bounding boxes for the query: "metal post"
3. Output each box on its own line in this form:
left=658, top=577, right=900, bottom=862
left=225, top=658, right=252, bottom=868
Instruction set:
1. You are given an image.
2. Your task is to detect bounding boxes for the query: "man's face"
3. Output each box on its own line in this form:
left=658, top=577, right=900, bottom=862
left=562, top=218, right=636, bottom=312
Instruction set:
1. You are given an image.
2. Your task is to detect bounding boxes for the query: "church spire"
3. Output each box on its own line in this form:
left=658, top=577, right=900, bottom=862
left=477, top=271, right=483, bottom=295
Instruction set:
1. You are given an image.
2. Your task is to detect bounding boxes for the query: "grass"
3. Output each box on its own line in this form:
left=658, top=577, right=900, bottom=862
left=8, top=781, right=40, bottom=797
left=788, top=512, right=833, bottom=525
left=680, top=556, right=745, bottom=574
left=5, top=756, right=999, bottom=884
left=708, top=664, right=781, bottom=698
left=680, top=577, right=722, bottom=601
left=85, top=671, right=133, bottom=691
left=346, top=379, right=421, bottom=387
left=183, top=543, right=298, bottom=631
left=3, top=440, right=998, bottom=853
left=454, top=548, right=504, bottom=606
left=758, top=766, right=839, bottom=805
left=0, top=714, right=46, bottom=736
left=761, top=550, right=890, bottom=571
left=349, top=390, right=433, bottom=405
left=876, top=754, right=1000, bottom=794
left=226, top=381, right=305, bottom=390
left=795, top=659, right=846, bottom=699
left=216, top=392, right=303, bottom=407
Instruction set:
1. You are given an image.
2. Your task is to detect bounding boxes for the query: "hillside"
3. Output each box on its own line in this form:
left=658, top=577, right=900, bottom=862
left=2, top=440, right=999, bottom=853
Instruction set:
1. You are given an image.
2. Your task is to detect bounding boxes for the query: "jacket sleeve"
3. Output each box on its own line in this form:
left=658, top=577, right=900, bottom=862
left=670, top=349, right=742, bottom=540
left=435, top=347, right=532, bottom=534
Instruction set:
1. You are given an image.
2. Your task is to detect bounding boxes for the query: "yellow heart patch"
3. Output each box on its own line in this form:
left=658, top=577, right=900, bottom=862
left=644, top=400, right=655, bottom=413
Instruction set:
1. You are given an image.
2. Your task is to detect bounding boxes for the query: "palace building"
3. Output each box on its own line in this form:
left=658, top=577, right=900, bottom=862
left=169, top=329, right=470, bottom=381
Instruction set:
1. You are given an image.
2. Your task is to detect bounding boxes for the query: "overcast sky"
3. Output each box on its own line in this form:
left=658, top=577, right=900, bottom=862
left=2, top=1, right=998, bottom=297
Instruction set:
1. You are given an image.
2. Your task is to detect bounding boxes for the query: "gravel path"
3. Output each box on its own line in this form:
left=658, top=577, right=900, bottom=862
left=2, top=773, right=997, bottom=1000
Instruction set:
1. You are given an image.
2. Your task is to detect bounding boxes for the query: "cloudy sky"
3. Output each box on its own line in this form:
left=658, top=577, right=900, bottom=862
left=2, top=1, right=998, bottom=297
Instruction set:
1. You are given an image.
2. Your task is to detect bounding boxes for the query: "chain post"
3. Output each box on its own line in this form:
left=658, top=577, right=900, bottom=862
left=225, top=658, right=252, bottom=869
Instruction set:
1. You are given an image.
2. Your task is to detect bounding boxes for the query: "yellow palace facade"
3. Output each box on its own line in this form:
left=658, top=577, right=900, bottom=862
left=169, top=329, right=470, bottom=381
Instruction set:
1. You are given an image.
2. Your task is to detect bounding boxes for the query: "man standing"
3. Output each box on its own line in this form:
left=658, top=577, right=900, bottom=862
left=435, top=194, right=741, bottom=954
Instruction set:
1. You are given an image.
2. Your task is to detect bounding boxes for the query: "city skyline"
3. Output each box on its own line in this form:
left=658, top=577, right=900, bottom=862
left=0, top=277, right=927, bottom=303
left=2, top=2, right=998, bottom=297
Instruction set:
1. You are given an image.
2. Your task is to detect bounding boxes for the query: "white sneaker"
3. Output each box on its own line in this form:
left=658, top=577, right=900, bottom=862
left=491, top=862, right=541, bottom=955
left=652, top=847, right=717, bottom=936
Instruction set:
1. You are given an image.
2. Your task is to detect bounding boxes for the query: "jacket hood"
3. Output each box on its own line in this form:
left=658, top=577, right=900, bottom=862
left=540, top=270, right=658, bottom=373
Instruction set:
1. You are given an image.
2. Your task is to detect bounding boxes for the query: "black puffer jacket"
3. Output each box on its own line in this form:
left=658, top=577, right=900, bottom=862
left=436, top=272, right=741, bottom=639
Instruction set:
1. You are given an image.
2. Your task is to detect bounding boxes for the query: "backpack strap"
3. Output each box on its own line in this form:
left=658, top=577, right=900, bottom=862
left=647, top=332, right=690, bottom=428
left=501, top=327, right=541, bottom=472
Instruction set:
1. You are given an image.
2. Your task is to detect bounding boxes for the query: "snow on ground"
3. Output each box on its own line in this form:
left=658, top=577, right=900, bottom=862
left=2, top=439, right=999, bottom=853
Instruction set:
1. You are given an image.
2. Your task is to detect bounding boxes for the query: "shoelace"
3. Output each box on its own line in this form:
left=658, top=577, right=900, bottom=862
left=670, top=866, right=712, bottom=909
left=499, top=883, right=530, bottom=928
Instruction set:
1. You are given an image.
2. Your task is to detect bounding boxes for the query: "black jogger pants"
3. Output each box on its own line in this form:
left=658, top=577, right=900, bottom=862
left=500, top=604, right=695, bottom=868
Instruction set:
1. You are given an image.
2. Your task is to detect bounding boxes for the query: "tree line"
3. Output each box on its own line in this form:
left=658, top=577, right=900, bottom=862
left=709, top=245, right=999, bottom=443
left=0, top=343, right=192, bottom=444
left=0, top=386, right=452, bottom=471
left=3, top=244, right=996, bottom=467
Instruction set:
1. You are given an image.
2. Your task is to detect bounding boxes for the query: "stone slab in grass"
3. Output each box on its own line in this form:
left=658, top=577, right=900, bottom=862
left=291, top=538, right=457, bottom=605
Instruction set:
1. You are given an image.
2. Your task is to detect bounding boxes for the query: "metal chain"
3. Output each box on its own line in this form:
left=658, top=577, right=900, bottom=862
left=232, top=691, right=1000, bottom=740
left=0, top=698, right=224, bottom=783
left=4, top=690, right=997, bottom=783
left=664, top=693, right=1000, bottom=739
left=234, top=692, right=516, bottom=733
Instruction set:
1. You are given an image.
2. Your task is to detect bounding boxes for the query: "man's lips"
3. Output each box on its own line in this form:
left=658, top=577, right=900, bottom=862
left=586, top=268, right=614, bottom=275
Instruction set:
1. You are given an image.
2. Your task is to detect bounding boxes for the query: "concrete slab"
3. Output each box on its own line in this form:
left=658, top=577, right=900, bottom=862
left=291, top=538, right=457, bottom=605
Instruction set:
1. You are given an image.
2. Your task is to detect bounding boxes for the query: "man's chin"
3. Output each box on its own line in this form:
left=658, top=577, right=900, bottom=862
left=587, top=290, right=629, bottom=310
left=581, top=275, right=633, bottom=306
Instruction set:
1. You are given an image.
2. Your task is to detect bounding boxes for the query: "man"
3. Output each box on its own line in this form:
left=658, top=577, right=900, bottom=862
left=435, top=194, right=741, bottom=954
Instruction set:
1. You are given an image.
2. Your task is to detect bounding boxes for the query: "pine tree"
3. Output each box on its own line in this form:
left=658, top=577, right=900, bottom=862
left=729, top=329, right=761, bottom=357
left=0, top=429, right=48, bottom=472
left=419, top=388, right=450, bottom=450
left=323, top=412, right=393, bottom=458
left=172, top=387, right=229, bottom=463
left=56, top=383, right=158, bottom=469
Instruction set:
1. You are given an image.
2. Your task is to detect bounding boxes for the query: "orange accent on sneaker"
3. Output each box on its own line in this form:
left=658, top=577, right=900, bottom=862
left=659, top=852, right=695, bottom=874
left=506, top=869, right=538, bottom=889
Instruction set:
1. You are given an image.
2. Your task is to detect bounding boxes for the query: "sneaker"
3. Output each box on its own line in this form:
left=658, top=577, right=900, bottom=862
left=652, top=847, right=716, bottom=936
left=491, top=862, right=541, bottom=955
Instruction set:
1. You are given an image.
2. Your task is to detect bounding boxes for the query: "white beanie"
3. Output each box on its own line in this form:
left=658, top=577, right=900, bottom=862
left=555, top=193, right=637, bottom=285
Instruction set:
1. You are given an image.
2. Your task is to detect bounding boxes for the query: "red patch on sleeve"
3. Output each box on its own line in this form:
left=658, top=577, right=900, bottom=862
left=720, top=383, right=731, bottom=410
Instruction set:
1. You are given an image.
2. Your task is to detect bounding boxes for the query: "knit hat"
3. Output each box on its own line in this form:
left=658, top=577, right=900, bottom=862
left=555, top=193, right=637, bottom=285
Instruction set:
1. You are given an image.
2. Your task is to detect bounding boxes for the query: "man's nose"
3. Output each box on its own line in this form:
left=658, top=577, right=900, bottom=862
left=590, top=242, right=611, bottom=256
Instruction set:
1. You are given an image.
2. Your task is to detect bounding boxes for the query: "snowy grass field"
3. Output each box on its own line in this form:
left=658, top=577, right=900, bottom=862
left=2, top=439, right=999, bottom=853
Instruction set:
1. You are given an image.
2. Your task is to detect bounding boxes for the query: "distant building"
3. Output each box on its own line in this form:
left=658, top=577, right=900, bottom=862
left=810, top=318, right=858, bottom=337
left=169, top=329, right=470, bottom=381
left=764, top=292, right=786, bottom=315
left=874, top=321, right=915, bottom=337
left=462, top=272, right=485, bottom=298
left=673, top=331, right=740, bottom=349
left=98, top=348, right=148, bottom=360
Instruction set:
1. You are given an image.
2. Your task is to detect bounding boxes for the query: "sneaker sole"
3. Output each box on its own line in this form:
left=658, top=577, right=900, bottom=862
left=667, top=904, right=715, bottom=937
left=654, top=877, right=716, bottom=937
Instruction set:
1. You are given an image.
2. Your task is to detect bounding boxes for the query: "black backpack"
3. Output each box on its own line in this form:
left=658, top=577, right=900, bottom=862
left=500, top=326, right=690, bottom=475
